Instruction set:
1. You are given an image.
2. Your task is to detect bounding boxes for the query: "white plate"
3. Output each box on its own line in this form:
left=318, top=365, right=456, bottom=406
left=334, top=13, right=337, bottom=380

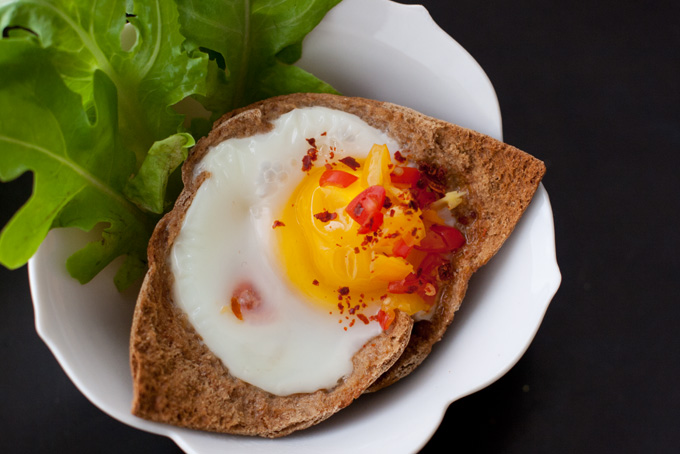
left=28, top=0, right=561, bottom=453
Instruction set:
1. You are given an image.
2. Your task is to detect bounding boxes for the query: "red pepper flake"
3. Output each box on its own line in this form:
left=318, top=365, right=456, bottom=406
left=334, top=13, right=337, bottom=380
left=314, top=210, right=338, bottom=222
left=349, top=319, right=356, bottom=327
left=339, top=156, right=360, bottom=170
left=301, top=147, right=319, bottom=171
left=394, top=150, right=407, bottom=163
left=329, top=151, right=334, bottom=159
left=301, top=154, right=314, bottom=171
left=357, top=313, right=369, bottom=324
left=272, top=220, right=285, bottom=228
left=321, top=131, right=327, bottom=136
left=438, top=263, right=453, bottom=280
left=312, top=279, right=320, bottom=286
left=338, top=286, right=350, bottom=296
left=306, top=137, right=317, bottom=147
left=383, top=196, right=393, bottom=209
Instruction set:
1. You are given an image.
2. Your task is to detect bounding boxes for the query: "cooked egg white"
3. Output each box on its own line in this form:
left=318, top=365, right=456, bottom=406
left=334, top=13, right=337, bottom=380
left=171, top=107, right=400, bottom=396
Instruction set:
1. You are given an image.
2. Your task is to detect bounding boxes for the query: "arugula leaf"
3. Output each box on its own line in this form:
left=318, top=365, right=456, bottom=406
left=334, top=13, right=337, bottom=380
left=0, top=0, right=208, bottom=164
left=174, top=0, right=341, bottom=124
left=0, top=39, right=155, bottom=289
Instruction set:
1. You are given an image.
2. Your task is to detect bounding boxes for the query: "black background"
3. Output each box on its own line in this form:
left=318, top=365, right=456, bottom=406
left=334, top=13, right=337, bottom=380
left=1, top=0, right=678, bottom=452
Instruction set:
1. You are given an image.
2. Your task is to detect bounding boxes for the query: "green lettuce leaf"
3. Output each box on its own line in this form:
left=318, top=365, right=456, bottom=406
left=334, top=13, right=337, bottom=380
left=0, top=0, right=208, bottom=164
left=0, top=39, right=156, bottom=289
left=174, top=0, right=341, bottom=125
left=124, top=133, right=194, bottom=214
left=0, top=0, right=343, bottom=290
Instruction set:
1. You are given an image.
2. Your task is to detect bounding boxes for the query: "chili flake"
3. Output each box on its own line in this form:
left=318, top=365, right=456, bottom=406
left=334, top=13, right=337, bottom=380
left=272, top=220, right=285, bottom=228
left=357, top=314, right=369, bottom=324
left=314, top=210, right=338, bottom=222
left=339, top=156, right=360, bottom=170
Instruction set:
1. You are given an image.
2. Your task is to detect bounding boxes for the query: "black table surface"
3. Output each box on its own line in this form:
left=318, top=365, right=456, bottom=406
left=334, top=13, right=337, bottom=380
left=2, top=1, right=678, bottom=452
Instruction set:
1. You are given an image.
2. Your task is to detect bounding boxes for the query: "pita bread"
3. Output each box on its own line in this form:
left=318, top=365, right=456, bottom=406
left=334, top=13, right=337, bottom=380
left=130, top=93, right=545, bottom=435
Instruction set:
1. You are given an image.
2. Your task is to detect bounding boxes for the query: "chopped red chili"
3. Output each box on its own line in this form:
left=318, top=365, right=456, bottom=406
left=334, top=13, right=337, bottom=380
left=346, top=185, right=386, bottom=233
left=415, top=224, right=465, bottom=253
left=390, top=166, right=421, bottom=186
left=272, top=220, right=285, bottom=228
left=319, top=169, right=358, bottom=188
left=230, top=282, right=261, bottom=321
left=375, top=309, right=395, bottom=330
left=387, top=273, right=421, bottom=294
left=391, top=237, right=412, bottom=258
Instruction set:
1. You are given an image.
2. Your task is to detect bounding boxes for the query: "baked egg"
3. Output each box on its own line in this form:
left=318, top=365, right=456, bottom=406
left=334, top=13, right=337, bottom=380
left=170, top=107, right=464, bottom=396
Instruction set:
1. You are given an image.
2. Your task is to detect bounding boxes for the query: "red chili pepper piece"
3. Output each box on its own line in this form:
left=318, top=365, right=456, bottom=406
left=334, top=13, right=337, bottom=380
left=392, top=237, right=413, bottom=258
left=387, top=273, right=422, bottom=294
left=387, top=273, right=438, bottom=305
left=410, top=187, right=440, bottom=209
left=346, top=185, right=386, bottom=233
left=376, top=309, right=395, bottom=330
left=319, top=169, right=358, bottom=188
left=389, top=166, right=421, bottom=186
left=417, top=252, right=447, bottom=276
left=415, top=224, right=465, bottom=253
left=357, top=211, right=383, bottom=234
left=230, top=282, right=261, bottom=321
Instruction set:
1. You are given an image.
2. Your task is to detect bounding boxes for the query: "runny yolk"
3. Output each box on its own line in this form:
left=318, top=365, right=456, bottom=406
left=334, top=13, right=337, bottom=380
left=275, top=143, right=464, bottom=327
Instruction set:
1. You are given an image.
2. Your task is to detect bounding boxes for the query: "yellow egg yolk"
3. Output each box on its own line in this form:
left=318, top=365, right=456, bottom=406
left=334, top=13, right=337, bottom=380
left=275, top=144, right=462, bottom=325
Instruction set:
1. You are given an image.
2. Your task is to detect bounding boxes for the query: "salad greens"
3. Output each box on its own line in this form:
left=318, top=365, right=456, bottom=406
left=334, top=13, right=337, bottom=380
left=0, top=0, right=342, bottom=290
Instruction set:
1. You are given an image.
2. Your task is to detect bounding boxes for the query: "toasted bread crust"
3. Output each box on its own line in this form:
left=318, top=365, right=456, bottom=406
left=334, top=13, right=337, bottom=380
left=130, top=93, right=545, bottom=435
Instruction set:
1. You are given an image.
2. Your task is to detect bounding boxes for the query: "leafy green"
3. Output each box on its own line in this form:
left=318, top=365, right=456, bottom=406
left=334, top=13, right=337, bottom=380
left=124, top=133, right=194, bottom=214
left=0, top=39, right=154, bottom=289
left=0, top=0, right=341, bottom=289
left=0, top=0, right=208, bottom=164
left=174, top=0, right=341, bottom=126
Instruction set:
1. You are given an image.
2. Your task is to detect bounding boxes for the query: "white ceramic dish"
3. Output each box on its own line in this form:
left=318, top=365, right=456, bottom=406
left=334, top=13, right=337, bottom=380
left=28, top=0, right=561, bottom=453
